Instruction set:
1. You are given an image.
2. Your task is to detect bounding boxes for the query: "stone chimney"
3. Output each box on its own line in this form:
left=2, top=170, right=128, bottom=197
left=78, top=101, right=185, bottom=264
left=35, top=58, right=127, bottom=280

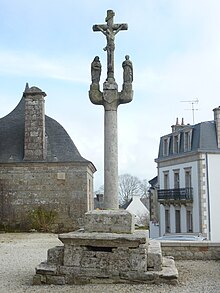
left=23, top=84, right=47, bottom=161
left=213, top=106, right=220, bottom=148
left=171, top=117, right=186, bottom=133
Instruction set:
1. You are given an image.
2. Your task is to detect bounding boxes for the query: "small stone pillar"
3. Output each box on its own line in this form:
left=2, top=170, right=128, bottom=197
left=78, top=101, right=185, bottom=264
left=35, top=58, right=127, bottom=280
left=23, top=84, right=47, bottom=161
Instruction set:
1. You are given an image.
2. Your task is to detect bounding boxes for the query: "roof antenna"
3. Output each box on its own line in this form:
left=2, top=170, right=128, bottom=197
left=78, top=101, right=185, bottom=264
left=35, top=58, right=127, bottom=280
left=180, top=98, right=199, bottom=124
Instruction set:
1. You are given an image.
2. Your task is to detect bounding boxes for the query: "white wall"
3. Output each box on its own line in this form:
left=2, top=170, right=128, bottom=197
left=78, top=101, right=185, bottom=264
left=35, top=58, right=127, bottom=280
left=158, top=161, right=200, bottom=233
left=207, top=154, right=220, bottom=242
left=126, top=195, right=149, bottom=225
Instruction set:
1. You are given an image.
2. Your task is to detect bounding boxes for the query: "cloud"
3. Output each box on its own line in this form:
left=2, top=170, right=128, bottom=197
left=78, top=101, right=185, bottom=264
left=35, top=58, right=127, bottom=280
left=0, top=50, right=91, bottom=84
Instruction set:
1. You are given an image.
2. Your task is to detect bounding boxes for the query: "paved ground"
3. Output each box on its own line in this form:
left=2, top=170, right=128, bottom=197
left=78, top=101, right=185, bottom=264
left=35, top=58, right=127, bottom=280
left=0, top=233, right=220, bottom=293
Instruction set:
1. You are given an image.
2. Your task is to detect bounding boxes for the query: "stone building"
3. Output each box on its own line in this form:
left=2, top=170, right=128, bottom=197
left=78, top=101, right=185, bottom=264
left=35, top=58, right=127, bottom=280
left=155, top=110, right=220, bottom=241
left=0, top=84, right=96, bottom=232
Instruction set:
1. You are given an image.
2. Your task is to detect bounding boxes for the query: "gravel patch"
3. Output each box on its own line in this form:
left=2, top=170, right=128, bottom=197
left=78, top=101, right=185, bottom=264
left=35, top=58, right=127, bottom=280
left=0, top=233, right=220, bottom=293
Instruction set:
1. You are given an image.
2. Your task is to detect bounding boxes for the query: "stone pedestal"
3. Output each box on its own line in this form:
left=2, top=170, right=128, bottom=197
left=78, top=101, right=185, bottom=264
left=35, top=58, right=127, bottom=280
left=33, top=210, right=178, bottom=285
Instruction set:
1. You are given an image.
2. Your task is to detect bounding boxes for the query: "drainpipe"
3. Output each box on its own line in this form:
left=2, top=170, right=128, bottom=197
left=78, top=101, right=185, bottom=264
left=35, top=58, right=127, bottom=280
left=205, top=153, right=211, bottom=240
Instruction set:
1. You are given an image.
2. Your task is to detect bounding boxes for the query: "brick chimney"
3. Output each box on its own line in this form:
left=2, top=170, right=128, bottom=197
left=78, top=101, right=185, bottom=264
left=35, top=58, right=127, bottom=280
left=23, top=84, right=47, bottom=161
left=213, top=106, right=220, bottom=148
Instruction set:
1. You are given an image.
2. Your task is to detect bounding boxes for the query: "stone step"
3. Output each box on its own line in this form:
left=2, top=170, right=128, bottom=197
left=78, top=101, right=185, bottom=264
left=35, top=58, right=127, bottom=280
left=147, top=240, right=163, bottom=271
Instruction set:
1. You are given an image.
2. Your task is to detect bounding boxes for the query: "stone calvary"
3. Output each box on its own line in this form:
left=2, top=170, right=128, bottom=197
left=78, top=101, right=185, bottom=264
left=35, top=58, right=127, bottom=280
left=89, top=9, right=133, bottom=209
left=33, top=10, right=178, bottom=285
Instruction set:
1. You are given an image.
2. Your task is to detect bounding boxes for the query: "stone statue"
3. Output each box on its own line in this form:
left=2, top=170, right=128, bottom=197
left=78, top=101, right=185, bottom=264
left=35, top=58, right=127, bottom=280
left=122, top=55, right=133, bottom=83
left=91, top=56, right=101, bottom=84
left=93, top=10, right=128, bottom=80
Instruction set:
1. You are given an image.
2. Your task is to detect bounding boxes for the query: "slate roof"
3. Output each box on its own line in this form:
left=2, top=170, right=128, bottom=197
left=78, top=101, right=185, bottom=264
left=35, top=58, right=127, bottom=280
left=0, top=96, right=90, bottom=163
left=148, top=176, right=158, bottom=187
left=157, top=121, right=220, bottom=160
left=120, top=197, right=133, bottom=209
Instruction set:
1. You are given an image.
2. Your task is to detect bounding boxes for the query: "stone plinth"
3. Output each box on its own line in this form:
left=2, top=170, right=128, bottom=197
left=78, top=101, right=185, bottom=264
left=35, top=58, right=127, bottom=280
left=84, top=210, right=135, bottom=233
left=33, top=228, right=178, bottom=285
left=59, top=230, right=147, bottom=248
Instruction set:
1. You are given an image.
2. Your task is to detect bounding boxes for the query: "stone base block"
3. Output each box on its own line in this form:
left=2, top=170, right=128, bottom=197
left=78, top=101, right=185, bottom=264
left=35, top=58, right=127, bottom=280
left=84, top=209, right=135, bottom=233
left=33, top=230, right=178, bottom=285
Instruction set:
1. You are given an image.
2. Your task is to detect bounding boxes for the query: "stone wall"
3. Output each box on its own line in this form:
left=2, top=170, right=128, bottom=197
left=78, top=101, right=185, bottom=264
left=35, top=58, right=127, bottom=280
left=161, top=241, right=220, bottom=260
left=0, top=161, right=94, bottom=232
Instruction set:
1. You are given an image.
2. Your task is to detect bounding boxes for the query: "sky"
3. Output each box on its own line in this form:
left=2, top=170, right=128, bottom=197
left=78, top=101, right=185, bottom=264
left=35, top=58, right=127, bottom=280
left=0, top=0, right=220, bottom=190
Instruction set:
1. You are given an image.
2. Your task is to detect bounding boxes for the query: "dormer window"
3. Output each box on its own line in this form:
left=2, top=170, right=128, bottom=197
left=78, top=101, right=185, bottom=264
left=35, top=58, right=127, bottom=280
left=163, top=137, right=170, bottom=156
left=184, top=130, right=192, bottom=152
left=173, top=134, right=180, bottom=153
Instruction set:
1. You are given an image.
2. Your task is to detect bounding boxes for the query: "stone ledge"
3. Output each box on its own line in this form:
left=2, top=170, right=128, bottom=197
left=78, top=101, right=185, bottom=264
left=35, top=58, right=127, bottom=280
left=160, top=241, right=220, bottom=260
left=160, top=240, right=218, bottom=247
left=59, top=230, right=148, bottom=248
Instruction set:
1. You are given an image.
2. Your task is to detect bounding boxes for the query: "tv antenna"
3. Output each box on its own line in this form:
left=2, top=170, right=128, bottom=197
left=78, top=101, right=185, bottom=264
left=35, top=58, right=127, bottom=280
left=180, top=98, right=199, bottom=124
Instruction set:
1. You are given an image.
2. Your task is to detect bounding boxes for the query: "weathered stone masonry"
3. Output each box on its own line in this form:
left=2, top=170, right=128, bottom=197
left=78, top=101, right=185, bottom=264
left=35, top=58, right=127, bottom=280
left=24, top=86, right=46, bottom=161
left=0, top=84, right=96, bottom=232
left=0, top=162, right=94, bottom=231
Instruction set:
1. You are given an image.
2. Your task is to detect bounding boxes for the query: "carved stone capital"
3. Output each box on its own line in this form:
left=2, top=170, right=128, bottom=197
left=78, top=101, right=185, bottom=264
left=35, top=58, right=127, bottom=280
left=89, top=84, right=103, bottom=105
left=119, top=83, right=133, bottom=104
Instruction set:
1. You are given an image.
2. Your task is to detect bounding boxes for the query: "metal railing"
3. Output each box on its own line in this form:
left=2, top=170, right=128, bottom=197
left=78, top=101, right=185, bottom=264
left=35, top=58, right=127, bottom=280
left=158, top=187, right=193, bottom=202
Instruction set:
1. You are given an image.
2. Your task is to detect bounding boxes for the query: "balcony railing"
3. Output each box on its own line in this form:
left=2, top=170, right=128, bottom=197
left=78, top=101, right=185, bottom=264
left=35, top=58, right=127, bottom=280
left=158, top=187, right=193, bottom=202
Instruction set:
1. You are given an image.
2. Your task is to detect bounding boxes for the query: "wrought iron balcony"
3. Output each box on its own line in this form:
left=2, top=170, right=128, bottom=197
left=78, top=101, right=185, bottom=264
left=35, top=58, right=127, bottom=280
left=158, top=187, right=193, bottom=202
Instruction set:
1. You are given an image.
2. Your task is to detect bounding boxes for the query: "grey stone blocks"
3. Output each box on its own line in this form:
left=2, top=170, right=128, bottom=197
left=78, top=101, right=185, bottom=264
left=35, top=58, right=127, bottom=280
left=84, top=209, right=135, bottom=233
left=34, top=230, right=178, bottom=285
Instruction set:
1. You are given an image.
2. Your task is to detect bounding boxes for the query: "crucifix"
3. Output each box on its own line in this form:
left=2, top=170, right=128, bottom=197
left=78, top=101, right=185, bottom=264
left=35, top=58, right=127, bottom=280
left=89, top=10, right=133, bottom=209
left=93, top=10, right=128, bottom=81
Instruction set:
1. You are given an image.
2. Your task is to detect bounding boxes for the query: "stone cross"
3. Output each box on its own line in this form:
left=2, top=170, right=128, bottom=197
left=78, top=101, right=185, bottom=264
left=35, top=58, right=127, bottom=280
left=89, top=10, right=133, bottom=209
left=93, top=10, right=128, bottom=81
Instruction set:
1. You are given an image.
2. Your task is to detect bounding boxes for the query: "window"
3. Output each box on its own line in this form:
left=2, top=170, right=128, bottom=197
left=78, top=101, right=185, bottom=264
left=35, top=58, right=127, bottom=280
left=184, top=130, right=192, bottom=152
left=165, top=209, right=170, bottom=233
left=163, top=137, right=170, bottom=156
left=187, top=210, right=193, bottom=232
left=174, top=170, right=180, bottom=189
left=173, top=134, right=179, bottom=153
left=185, top=169, right=192, bottom=188
left=175, top=210, right=181, bottom=233
left=163, top=171, right=169, bottom=189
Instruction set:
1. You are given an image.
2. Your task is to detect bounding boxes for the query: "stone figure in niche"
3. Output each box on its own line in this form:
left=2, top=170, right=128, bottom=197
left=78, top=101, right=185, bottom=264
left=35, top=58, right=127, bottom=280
left=91, top=56, right=101, bottom=84
left=122, top=55, right=133, bottom=83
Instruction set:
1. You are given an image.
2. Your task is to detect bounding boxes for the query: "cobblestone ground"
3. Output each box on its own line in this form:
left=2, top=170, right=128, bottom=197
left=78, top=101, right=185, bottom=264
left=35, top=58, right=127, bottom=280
left=0, top=233, right=220, bottom=293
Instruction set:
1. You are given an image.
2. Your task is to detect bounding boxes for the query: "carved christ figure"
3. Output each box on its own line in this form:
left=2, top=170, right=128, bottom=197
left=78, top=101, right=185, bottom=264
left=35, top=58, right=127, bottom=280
left=93, top=10, right=128, bottom=80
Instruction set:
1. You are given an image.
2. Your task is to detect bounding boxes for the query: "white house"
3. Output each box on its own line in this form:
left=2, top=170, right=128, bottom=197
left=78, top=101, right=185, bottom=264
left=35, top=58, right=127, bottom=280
left=125, top=195, right=149, bottom=226
left=155, top=107, right=220, bottom=242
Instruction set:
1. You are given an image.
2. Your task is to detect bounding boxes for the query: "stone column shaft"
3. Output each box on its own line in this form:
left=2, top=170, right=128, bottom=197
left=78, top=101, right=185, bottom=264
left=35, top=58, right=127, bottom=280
left=104, top=109, right=119, bottom=209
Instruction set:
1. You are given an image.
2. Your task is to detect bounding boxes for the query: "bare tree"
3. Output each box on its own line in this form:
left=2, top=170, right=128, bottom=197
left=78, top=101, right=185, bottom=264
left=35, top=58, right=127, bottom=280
left=95, top=185, right=104, bottom=195
left=119, top=173, right=142, bottom=205
left=139, top=179, right=150, bottom=209
left=95, top=174, right=148, bottom=207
